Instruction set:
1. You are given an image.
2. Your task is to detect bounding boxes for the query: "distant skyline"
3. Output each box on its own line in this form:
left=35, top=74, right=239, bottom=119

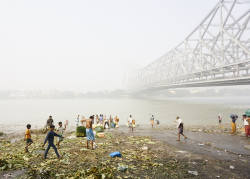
left=1, top=0, right=219, bottom=92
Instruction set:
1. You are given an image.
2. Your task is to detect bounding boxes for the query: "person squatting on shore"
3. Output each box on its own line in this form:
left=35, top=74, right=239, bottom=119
left=176, top=116, right=187, bottom=141
left=24, top=124, right=33, bottom=153
left=42, top=125, right=63, bottom=159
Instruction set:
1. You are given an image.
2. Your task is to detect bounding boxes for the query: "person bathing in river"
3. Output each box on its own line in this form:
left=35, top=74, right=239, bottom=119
left=24, top=124, right=33, bottom=152
left=176, top=116, right=187, bottom=141
left=82, top=116, right=95, bottom=150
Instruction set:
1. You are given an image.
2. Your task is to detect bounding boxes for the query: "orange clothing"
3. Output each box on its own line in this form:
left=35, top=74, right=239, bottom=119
left=25, top=129, right=31, bottom=139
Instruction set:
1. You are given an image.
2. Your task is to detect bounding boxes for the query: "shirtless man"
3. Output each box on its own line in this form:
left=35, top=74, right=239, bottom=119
left=82, top=116, right=95, bottom=150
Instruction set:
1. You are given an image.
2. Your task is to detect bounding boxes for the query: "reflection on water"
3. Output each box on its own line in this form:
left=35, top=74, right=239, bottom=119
left=0, top=97, right=248, bottom=133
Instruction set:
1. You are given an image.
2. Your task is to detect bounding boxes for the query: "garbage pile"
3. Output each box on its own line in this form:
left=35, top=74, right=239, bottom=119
left=0, top=132, right=191, bottom=178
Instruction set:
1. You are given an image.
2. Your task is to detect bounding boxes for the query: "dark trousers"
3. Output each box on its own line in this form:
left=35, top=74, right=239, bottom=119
left=44, top=143, right=60, bottom=159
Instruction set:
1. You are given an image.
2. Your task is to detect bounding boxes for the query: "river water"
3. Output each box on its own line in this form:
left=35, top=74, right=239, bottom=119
left=0, top=96, right=249, bottom=134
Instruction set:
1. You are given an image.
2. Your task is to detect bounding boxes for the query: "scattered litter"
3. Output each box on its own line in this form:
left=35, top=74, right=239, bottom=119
left=244, top=145, right=250, bottom=150
left=118, top=164, right=128, bottom=172
left=97, top=133, right=105, bottom=138
left=198, top=143, right=204, bottom=146
left=229, top=165, right=235, bottom=169
left=141, top=146, right=148, bottom=151
left=110, top=151, right=122, bottom=158
left=67, top=135, right=76, bottom=139
left=188, top=170, right=198, bottom=176
left=176, top=150, right=187, bottom=154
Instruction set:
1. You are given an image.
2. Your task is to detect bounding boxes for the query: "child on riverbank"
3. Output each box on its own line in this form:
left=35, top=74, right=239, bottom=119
left=176, top=116, right=187, bottom=141
left=57, top=122, right=66, bottom=148
left=24, top=124, right=33, bottom=152
left=42, top=125, right=63, bottom=159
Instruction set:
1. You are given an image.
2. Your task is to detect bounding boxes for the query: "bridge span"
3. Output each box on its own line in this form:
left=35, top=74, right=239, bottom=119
left=132, top=0, right=250, bottom=91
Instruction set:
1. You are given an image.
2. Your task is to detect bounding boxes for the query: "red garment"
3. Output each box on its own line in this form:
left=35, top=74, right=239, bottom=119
left=245, top=125, right=250, bottom=137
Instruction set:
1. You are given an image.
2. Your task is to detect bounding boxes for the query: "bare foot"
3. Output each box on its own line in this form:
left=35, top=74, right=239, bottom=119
left=176, top=139, right=180, bottom=141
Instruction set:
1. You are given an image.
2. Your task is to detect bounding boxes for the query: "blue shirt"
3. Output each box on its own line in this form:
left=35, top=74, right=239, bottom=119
left=44, top=131, right=61, bottom=145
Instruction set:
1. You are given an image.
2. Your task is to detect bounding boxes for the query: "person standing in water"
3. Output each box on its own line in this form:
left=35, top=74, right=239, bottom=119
left=176, top=116, right=187, bottom=141
left=150, top=115, right=155, bottom=128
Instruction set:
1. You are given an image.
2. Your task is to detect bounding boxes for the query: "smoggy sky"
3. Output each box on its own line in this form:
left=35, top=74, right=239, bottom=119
left=0, top=0, right=219, bottom=92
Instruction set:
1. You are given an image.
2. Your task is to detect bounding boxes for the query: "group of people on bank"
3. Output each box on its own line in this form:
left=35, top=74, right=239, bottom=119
left=218, top=109, right=250, bottom=137
left=25, top=116, right=66, bottom=159
left=75, top=114, right=120, bottom=129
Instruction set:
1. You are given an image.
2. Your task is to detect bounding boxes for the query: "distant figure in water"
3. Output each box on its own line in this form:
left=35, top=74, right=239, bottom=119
left=150, top=115, right=155, bottom=128
left=128, top=115, right=135, bottom=132
left=230, top=114, right=238, bottom=134
left=218, top=114, right=222, bottom=126
left=176, top=116, right=187, bottom=141
left=24, top=124, right=33, bottom=152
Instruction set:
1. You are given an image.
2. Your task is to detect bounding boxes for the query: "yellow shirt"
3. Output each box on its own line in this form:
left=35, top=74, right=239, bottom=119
left=25, top=129, right=31, bottom=139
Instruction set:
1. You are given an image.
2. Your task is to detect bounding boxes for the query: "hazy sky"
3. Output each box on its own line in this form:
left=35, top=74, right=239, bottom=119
left=0, top=0, right=219, bottom=92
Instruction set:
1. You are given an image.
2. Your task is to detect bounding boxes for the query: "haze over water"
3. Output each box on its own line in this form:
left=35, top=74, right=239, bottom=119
left=0, top=96, right=248, bottom=134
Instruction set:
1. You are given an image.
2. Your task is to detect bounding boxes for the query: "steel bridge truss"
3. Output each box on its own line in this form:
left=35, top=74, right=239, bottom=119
left=135, top=0, right=250, bottom=90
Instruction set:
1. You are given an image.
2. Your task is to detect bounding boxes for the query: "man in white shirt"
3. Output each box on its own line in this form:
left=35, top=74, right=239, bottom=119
left=176, top=116, right=187, bottom=141
left=128, top=115, right=134, bottom=132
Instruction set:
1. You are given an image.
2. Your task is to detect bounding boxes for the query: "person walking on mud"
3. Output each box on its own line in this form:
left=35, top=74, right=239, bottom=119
left=176, top=116, right=187, bottom=141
